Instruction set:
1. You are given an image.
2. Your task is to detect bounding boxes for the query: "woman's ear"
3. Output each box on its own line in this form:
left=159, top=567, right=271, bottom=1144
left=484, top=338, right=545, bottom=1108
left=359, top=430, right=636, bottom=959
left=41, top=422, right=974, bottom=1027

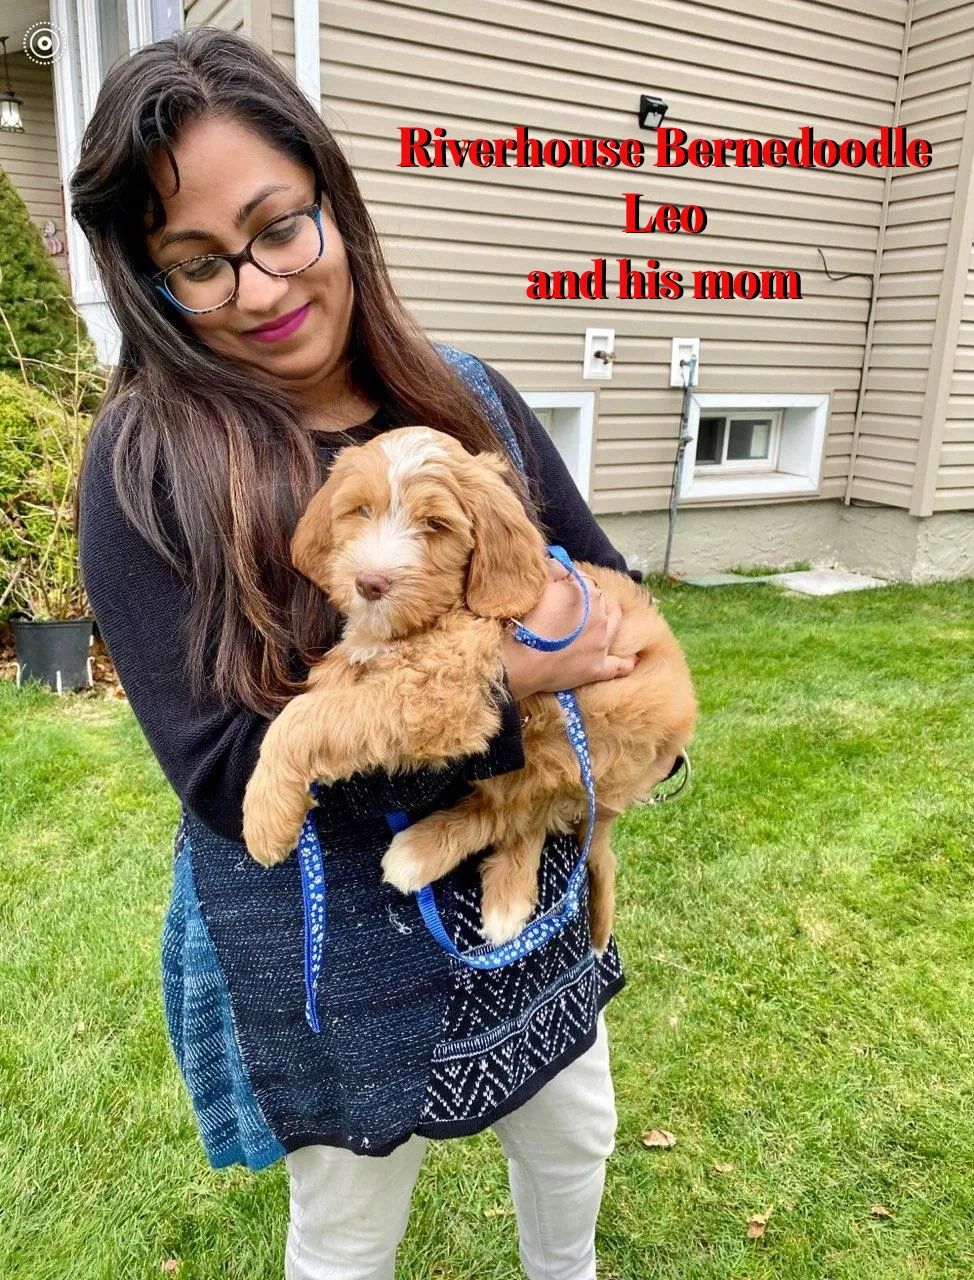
left=290, top=481, right=334, bottom=591
left=461, top=452, right=549, bottom=618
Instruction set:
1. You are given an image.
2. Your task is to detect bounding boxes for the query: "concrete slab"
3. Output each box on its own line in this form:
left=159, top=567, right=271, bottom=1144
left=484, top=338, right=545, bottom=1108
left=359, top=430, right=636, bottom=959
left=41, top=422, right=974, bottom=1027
left=680, top=572, right=771, bottom=587
left=766, top=568, right=888, bottom=595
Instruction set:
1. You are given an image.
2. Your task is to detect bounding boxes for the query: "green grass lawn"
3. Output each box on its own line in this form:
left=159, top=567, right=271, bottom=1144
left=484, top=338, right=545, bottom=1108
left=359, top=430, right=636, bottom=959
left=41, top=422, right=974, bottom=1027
left=2, top=578, right=973, bottom=1279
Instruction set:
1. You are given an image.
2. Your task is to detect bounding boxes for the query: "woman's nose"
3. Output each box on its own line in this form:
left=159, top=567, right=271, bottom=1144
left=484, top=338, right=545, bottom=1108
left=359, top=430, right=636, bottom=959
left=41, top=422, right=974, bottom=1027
left=236, top=260, right=290, bottom=312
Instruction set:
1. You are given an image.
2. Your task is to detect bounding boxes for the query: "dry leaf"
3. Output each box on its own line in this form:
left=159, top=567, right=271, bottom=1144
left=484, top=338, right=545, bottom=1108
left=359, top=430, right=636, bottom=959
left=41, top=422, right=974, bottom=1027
left=746, top=1208, right=773, bottom=1239
left=72, top=1020, right=86, bottom=1038
left=869, top=1204, right=894, bottom=1219
left=161, top=1261, right=180, bottom=1274
left=483, top=1205, right=512, bottom=1218
left=641, top=1128, right=677, bottom=1149
left=712, top=1161, right=734, bottom=1174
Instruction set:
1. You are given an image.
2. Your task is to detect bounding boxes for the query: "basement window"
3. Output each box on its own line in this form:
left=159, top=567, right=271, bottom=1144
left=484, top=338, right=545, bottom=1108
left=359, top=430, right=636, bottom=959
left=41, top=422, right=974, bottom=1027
left=682, top=393, right=829, bottom=502
left=695, top=411, right=782, bottom=472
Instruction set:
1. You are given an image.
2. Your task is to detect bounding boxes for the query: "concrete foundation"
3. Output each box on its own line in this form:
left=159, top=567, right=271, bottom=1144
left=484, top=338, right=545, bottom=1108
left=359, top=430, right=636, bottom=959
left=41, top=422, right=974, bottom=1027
left=598, top=500, right=974, bottom=583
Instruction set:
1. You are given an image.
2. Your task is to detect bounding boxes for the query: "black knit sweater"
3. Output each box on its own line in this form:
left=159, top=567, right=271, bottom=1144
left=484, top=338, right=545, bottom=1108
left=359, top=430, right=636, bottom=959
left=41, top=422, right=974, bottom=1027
left=78, top=358, right=635, bottom=843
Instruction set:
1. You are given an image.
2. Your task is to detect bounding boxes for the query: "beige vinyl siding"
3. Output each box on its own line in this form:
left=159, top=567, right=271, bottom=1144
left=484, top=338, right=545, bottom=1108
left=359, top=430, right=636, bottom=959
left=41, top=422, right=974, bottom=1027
left=935, top=238, right=974, bottom=508
left=271, top=0, right=296, bottom=82
left=184, top=0, right=245, bottom=31
left=855, top=0, right=974, bottom=511
left=0, top=54, right=69, bottom=280
left=306, top=0, right=909, bottom=514
left=183, top=0, right=278, bottom=57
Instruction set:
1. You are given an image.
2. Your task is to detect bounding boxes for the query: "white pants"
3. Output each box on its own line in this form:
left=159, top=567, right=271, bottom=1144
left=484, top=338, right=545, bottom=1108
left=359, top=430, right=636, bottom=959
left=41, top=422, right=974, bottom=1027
left=284, top=1012, right=617, bottom=1280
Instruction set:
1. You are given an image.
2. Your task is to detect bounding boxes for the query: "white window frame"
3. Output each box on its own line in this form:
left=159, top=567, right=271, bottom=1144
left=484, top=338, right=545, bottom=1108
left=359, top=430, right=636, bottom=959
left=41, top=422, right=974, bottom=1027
left=694, top=409, right=783, bottom=473
left=681, top=393, right=830, bottom=503
left=521, top=391, right=595, bottom=502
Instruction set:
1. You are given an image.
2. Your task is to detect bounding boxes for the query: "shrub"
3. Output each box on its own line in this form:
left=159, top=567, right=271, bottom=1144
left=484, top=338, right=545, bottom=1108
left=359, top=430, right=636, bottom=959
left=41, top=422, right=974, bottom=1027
left=0, top=166, right=103, bottom=408
left=0, top=361, right=102, bottom=621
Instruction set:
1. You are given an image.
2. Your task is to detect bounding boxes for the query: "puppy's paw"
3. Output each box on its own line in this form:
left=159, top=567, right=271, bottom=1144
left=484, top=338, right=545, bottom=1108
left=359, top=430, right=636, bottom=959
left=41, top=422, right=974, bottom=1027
left=588, top=910, right=613, bottom=956
left=480, top=898, right=534, bottom=945
left=241, top=796, right=304, bottom=867
left=242, top=758, right=310, bottom=867
left=587, top=868, right=616, bottom=956
left=243, top=822, right=298, bottom=868
left=381, top=829, right=435, bottom=894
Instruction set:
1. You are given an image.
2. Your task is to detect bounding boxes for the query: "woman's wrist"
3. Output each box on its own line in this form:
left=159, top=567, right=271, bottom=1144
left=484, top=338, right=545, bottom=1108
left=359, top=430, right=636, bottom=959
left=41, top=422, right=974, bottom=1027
left=499, top=632, right=539, bottom=702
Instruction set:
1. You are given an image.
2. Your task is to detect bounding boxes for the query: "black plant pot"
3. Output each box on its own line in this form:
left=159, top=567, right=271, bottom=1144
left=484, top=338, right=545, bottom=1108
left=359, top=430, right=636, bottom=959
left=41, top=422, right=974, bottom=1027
left=11, top=617, right=95, bottom=694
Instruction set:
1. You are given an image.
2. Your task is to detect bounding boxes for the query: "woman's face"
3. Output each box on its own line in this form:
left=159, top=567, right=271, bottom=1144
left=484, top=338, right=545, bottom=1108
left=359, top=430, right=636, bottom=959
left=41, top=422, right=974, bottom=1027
left=143, top=114, right=356, bottom=409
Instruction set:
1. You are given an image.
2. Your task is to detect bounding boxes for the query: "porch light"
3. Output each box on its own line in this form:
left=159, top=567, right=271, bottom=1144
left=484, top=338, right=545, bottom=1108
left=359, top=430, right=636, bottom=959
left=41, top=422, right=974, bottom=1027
left=638, top=94, right=668, bottom=130
left=0, top=37, right=24, bottom=132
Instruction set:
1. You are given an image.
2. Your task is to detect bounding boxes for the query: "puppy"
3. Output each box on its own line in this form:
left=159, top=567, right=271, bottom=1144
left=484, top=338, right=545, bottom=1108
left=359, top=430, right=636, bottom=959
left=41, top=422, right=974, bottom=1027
left=242, top=425, right=696, bottom=951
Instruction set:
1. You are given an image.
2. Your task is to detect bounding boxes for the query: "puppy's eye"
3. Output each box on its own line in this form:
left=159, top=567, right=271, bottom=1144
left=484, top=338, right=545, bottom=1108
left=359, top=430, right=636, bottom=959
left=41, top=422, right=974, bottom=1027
left=422, top=517, right=449, bottom=534
left=354, top=505, right=372, bottom=519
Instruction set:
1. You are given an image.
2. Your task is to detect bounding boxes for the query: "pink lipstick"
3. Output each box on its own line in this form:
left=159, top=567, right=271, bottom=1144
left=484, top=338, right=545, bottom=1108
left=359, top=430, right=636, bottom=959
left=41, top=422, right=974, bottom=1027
left=245, top=302, right=312, bottom=343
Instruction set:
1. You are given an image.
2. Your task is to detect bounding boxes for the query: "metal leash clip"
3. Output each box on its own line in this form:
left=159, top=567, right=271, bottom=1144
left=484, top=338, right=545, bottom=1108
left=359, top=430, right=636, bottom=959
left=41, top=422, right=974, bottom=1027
left=575, top=749, right=692, bottom=824
left=637, top=749, right=692, bottom=807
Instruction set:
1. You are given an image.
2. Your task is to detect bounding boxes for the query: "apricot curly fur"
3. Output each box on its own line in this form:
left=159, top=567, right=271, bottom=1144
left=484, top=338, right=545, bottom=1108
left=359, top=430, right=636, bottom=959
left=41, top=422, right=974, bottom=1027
left=242, top=425, right=697, bottom=952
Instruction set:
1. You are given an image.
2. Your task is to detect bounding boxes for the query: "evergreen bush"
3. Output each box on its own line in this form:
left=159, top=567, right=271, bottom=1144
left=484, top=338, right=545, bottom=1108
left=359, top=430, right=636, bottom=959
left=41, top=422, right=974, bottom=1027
left=0, top=166, right=103, bottom=408
left=0, top=360, right=102, bottom=621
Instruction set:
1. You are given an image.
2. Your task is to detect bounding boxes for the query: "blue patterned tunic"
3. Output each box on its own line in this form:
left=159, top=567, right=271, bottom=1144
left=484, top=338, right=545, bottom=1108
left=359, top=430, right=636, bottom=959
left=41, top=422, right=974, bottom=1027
left=94, top=346, right=626, bottom=1170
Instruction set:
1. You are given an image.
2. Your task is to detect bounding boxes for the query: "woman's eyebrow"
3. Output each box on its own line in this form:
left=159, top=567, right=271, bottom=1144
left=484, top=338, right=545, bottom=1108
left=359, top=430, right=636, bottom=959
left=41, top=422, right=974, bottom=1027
left=156, top=183, right=293, bottom=251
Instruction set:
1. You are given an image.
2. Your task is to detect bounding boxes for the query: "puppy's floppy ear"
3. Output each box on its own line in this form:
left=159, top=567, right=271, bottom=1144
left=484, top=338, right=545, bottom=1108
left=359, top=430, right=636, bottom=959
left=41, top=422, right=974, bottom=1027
left=290, top=481, right=334, bottom=590
left=461, top=452, right=549, bottom=618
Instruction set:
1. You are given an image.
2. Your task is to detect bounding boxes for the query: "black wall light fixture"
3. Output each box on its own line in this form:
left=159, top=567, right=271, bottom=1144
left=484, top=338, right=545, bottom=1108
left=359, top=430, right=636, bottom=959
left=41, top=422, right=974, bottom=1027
left=0, top=36, right=24, bottom=132
left=638, top=95, right=669, bottom=130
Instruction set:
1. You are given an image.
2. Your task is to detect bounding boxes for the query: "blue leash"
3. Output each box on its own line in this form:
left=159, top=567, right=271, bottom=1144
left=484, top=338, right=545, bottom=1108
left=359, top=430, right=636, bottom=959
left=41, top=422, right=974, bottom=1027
left=405, top=545, right=596, bottom=968
left=296, top=544, right=597, bottom=1032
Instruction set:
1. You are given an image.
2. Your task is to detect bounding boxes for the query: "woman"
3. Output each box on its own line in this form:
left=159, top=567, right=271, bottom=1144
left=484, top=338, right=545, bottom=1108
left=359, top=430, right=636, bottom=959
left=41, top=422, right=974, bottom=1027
left=73, top=25, right=673, bottom=1280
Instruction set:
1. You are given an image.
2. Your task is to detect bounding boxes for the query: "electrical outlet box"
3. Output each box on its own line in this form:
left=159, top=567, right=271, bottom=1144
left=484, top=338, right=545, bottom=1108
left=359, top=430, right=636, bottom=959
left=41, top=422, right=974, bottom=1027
left=583, top=328, right=615, bottom=380
left=670, top=337, right=700, bottom=387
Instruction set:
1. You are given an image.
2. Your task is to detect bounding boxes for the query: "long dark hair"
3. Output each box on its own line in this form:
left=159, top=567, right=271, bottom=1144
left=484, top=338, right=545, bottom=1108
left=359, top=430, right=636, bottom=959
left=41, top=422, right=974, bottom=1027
left=70, top=26, right=538, bottom=717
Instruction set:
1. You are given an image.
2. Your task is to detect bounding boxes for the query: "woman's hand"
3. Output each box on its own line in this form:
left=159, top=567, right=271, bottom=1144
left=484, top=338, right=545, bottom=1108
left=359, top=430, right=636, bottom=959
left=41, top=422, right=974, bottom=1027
left=500, top=556, right=637, bottom=700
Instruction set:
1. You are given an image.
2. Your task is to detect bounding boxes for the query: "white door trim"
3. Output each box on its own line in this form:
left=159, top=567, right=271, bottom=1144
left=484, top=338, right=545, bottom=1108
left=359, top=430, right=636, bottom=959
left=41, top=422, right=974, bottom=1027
left=50, top=0, right=101, bottom=308
left=126, top=0, right=153, bottom=52
left=51, top=0, right=164, bottom=363
left=293, top=0, right=322, bottom=110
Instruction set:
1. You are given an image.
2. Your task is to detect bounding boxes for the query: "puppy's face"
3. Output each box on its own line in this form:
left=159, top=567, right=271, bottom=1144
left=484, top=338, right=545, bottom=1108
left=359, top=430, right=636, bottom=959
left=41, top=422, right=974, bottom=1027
left=291, top=425, right=548, bottom=641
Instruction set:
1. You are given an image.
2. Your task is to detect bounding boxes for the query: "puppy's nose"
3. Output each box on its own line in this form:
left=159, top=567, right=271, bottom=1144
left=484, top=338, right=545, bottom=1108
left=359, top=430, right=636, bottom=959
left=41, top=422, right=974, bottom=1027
left=355, top=571, right=392, bottom=601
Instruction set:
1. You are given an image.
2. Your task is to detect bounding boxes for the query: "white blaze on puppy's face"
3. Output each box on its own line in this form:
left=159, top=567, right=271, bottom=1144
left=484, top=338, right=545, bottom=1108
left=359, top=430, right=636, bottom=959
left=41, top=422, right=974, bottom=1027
left=339, top=428, right=454, bottom=644
left=356, top=429, right=449, bottom=577
left=380, top=429, right=449, bottom=500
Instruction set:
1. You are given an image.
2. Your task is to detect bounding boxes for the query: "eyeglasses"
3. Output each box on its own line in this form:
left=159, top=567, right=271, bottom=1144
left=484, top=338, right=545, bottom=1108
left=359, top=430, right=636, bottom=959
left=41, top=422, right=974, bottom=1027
left=149, top=202, right=326, bottom=315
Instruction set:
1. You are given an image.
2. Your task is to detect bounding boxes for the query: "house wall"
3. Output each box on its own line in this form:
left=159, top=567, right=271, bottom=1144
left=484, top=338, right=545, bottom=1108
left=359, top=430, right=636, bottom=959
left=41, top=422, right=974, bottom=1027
left=183, top=0, right=244, bottom=32
left=601, top=499, right=974, bottom=581
left=271, top=0, right=295, bottom=81
left=288, top=0, right=914, bottom=518
left=854, top=0, right=974, bottom=513
left=0, top=53, right=69, bottom=280
left=183, top=0, right=276, bottom=50
left=937, top=235, right=974, bottom=508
